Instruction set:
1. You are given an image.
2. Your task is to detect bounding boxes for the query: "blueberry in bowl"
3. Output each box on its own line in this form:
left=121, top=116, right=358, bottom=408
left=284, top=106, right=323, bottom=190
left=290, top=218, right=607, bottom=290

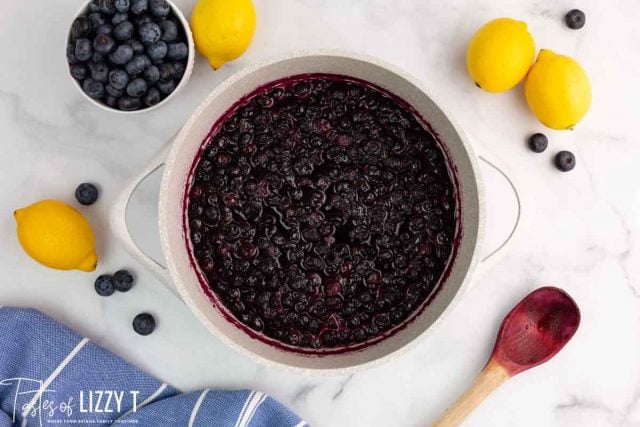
left=66, top=0, right=194, bottom=113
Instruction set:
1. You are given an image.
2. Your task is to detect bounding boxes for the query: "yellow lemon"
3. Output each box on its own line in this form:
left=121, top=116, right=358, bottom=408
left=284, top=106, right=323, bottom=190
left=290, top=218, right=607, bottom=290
left=191, top=0, right=256, bottom=69
left=524, top=49, right=591, bottom=130
left=467, top=18, right=536, bottom=92
left=14, top=200, right=97, bottom=272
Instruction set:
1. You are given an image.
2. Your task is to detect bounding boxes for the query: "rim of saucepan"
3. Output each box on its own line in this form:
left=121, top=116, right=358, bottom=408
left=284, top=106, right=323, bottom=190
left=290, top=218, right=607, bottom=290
left=159, top=50, right=485, bottom=374
left=66, top=0, right=195, bottom=114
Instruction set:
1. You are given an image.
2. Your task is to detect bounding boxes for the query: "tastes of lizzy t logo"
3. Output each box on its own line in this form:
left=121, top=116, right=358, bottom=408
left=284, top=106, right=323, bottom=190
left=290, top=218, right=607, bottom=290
left=0, top=378, right=140, bottom=425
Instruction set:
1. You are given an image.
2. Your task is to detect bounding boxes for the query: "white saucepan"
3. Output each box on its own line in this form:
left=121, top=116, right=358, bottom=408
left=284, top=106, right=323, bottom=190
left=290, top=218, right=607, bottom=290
left=111, top=51, right=523, bottom=373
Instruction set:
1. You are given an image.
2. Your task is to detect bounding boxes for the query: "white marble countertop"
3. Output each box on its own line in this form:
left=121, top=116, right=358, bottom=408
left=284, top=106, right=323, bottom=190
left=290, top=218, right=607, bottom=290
left=1, top=0, right=639, bottom=426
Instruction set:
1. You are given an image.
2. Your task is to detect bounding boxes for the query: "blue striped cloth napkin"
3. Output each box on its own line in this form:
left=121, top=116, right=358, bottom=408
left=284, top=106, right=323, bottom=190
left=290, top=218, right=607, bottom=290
left=0, top=307, right=307, bottom=427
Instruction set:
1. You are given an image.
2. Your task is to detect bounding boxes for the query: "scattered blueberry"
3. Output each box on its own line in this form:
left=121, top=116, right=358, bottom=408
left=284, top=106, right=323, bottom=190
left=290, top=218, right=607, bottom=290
left=113, top=21, right=134, bottom=41
left=555, top=151, right=576, bottom=172
left=93, top=33, right=116, bottom=54
left=94, top=274, right=115, bottom=296
left=75, top=38, right=93, bottom=62
left=70, top=17, right=92, bottom=40
left=125, top=54, right=151, bottom=75
left=89, top=1, right=101, bottom=13
left=128, top=39, right=145, bottom=54
left=527, top=133, right=548, bottom=153
left=88, top=12, right=106, bottom=29
left=113, top=269, right=135, bottom=292
left=91, top=62, right=110, bottom=83
left=91, top=52, right=104, bottom=64
left=149, top=0, right=170, bottom=17
left=126, top=77, right=148, bottom=97
left=132, top=313, right=156, bottom=335
left=156, top=78, right=176, bottom=95
left=114, top=0, right=130, bottom=12
left=143, top=87, right=161, bottom=106
left=108, top=68, right=130, bottom=89
left=138, top=22, right=161, bottom=45
left=105, top=84, right=123, bottom=97
left=112, top=12, right=129, bottom=25
left=157, top=62, right=176, bottom=80
left=166, top=42, right=187, bottom=60
left=75, top=183, right=99, bottom=205
left=146, top=40, right=167, bottom=61
left=159, top=19, right=178, bottom=42
left=118, top=96, right=142, bottom=110
left=82, top=78, right=105, bottom=99
left=96, top=23, right=113, bottom=36
left=143, top=65, right=160, bottom=83
left=565, top=9, right=585, bottom=30
left=70, top=63, right=88, bottom=80
left=130, top=0, right=148, bottom=15
left=109, top=44, right=134, bottom=64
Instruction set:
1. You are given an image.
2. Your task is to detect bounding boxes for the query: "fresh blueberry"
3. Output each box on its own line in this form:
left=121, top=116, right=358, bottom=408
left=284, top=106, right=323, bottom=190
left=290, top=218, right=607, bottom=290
left=75, top=183, right=99, bottom=205
left=149, top=0, right=170, bottom=17
left=156, top=78, right=176, bottom=95
left=143, top=65, right=160, bottom=83
left=75, top=38, right=93, bottom=62
left=172, top=61, right=185, bottom=79
left=67, top=43, right=78, bottom=64
left=126, top=77, right=147, bottom=97
left=126, top=54, right=151, bottom=75
left=139, top=22, right=161, bottom=45
left=114, top=0, right=130, bottom=12
left=108, top=68, right=130, bottom=89
left=94, top=274, right=115, bottom=296
left=113, top=21, right=134, bottom=41
left=166, top=42, right=187, bottom=61
left=159, top=19, right=178, bottom=42
left=527, top=133, right=548, bottom=153
left=118, top=95, right=142, bottom=110
left=96, top=23, right=113, bottom=36
left=91, top=52, right=104, bottom=63
left=105, top=84, right=123, bottom=97
left=88, top=0, right=101, bottom=12
left=112, top=12, right=129, bottom=25
left=93, top=33, right=115, bottom=54
left=113, top=269, right=135, bottom=292
left=554, top=151, right=576, bottom=172
left=157, top=62, right=176, bottom=80
left=130, top=0, right=148, bottom=15
left=104, top=94, right=118, bottom=107
left=70, top=17, right=92, bottom=40
left=132, top=313, right=156, bottom=335
left=88, top=12, right=106, bottom=29
left=82, top=78, right=105, bottom=99
left=134, top=13, right=153, bottom=27
left=109, top=44, right=134, bottom=64
left=69, top=63, right=88, bottom=80
left=146, top=41, right=167, bottom=61
left=97, top=0, right=116, bottom=14
left=565, top=9, right=585, bottom=30
left=127, top=39, right=145, bottom=54
left=91, top=62, right=109, bottom=83
left=143, top=87, right=161, bottom=106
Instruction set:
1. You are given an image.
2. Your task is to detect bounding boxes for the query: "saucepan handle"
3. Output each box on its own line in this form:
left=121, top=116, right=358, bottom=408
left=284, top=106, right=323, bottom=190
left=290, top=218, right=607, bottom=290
left=474, top=145, right=526, bottom=276
left=110, top=140, right=180, bottom=297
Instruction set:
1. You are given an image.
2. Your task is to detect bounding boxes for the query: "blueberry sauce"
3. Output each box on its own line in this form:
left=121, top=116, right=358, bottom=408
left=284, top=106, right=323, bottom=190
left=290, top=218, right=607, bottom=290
left=185, top=74, right=460, bottom=352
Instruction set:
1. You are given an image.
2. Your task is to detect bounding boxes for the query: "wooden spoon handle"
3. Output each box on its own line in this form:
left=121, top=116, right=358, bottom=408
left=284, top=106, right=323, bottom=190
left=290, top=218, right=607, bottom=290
left=432, top=359, right=510, bottom=427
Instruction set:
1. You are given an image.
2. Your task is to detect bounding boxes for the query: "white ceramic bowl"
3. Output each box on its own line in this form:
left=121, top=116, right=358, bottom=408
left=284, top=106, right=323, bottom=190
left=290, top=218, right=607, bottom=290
left=112, top=51, right=522, bottom=373
left=67, top=0, right=195, bottom=114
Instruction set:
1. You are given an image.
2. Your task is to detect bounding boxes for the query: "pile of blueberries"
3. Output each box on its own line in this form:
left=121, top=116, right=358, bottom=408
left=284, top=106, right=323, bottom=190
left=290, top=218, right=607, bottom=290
left=67, top=0, right=189, bottom=111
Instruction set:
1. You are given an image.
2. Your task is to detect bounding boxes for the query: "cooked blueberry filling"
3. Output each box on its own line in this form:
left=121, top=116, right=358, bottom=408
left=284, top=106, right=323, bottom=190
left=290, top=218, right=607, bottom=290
left=187, top=74, right=458, bottom=349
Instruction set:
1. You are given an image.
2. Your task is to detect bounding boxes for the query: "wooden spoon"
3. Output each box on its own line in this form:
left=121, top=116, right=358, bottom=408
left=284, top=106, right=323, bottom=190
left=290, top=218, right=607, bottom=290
left=433, top=286, right=580, bottom=427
